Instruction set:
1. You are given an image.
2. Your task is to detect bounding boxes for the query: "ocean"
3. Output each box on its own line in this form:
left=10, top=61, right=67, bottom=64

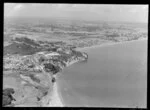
left=58, top=39, right=147, bottom=108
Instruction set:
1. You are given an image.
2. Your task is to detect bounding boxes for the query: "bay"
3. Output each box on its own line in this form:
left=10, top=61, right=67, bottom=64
left=58, top=39, right=147, bottom=108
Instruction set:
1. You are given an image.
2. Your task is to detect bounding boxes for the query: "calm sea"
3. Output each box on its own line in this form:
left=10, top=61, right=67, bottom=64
left=58, top=39, right=147, bottom=108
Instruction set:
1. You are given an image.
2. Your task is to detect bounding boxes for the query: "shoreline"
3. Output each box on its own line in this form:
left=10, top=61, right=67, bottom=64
left=48, top=55, right=86, bottom=107
left=47, top=78, right=64, bottom=107
left=47, top=58, right=85, bottom=107
left=46, top=37, right=147, bottom=107
left=76, top=38, right=147, bottom=51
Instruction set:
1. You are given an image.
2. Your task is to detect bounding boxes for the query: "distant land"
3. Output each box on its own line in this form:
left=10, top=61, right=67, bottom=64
left=3, top=17, right=147, bottom=107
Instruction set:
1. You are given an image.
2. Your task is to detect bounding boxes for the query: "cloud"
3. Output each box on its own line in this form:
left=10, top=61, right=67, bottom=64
left=13, top=4, right=23, bottom=10
left=130, top=9, right=137, bottom=13
left=142, top=5, right=148, bottom=10
left=4, top=4, right=148, bottom=23
left=4, top=4, right=24, bottom=17
left=30, top=3, right=44, bottom=7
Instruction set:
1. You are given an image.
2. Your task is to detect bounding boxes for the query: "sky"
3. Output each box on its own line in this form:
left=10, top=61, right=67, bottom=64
left=4, top=3, right=149, bottom=23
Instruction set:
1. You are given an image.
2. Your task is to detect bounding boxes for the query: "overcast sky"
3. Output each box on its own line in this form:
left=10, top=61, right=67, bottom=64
left=4, top=3, right=148, bottom=23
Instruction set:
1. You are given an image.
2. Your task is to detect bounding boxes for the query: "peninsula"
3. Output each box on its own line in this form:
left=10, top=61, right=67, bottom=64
left=3, top=37, right=88, bottom=107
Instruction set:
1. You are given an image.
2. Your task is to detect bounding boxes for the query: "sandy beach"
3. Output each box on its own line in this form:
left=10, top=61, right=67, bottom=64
left=76, top=38, right=147, bottom=51
left=48, top=83, right=64, bottom=107
left=47, top=79, right=64, bottom=107
left=46, top=53, right=88, bottom=107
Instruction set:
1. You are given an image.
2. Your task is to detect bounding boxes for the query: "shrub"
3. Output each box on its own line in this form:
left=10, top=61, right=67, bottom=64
left=3, top=88, right=16, bottom=106
left=43, top=63, right=61, bottom=74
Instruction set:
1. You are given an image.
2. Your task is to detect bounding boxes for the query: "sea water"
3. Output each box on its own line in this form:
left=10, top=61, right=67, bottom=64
left=58, top=39, right=147, bottom=108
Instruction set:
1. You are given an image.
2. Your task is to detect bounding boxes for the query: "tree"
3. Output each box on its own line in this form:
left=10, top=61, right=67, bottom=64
left=43, top=63, right=61, bottom=74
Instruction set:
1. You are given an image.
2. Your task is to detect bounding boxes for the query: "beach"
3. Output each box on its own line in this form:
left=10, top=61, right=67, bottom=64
left=47, top=78, right=64, bottom=107
left=47, top=59, right=85, bottom=107
left=46, top=37, right=147, bottom=107
left=76, top=38, right=147, bottom=51
left=47, top=56, right=87, bottom=107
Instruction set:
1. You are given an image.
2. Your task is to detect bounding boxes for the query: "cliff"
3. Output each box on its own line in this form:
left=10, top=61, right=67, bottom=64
left=3, top=37, right=88, bottom=107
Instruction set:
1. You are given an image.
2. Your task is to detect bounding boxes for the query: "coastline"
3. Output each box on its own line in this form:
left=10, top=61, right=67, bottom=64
left=47, top=41, right=117, bottom=107
left=47, top=78, right=64, bottom=107
left=76, top=38, right=147, bottom=51
left=43, top=37, right=147, bottom=107
left=47, top=58, right=85, bottom=107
